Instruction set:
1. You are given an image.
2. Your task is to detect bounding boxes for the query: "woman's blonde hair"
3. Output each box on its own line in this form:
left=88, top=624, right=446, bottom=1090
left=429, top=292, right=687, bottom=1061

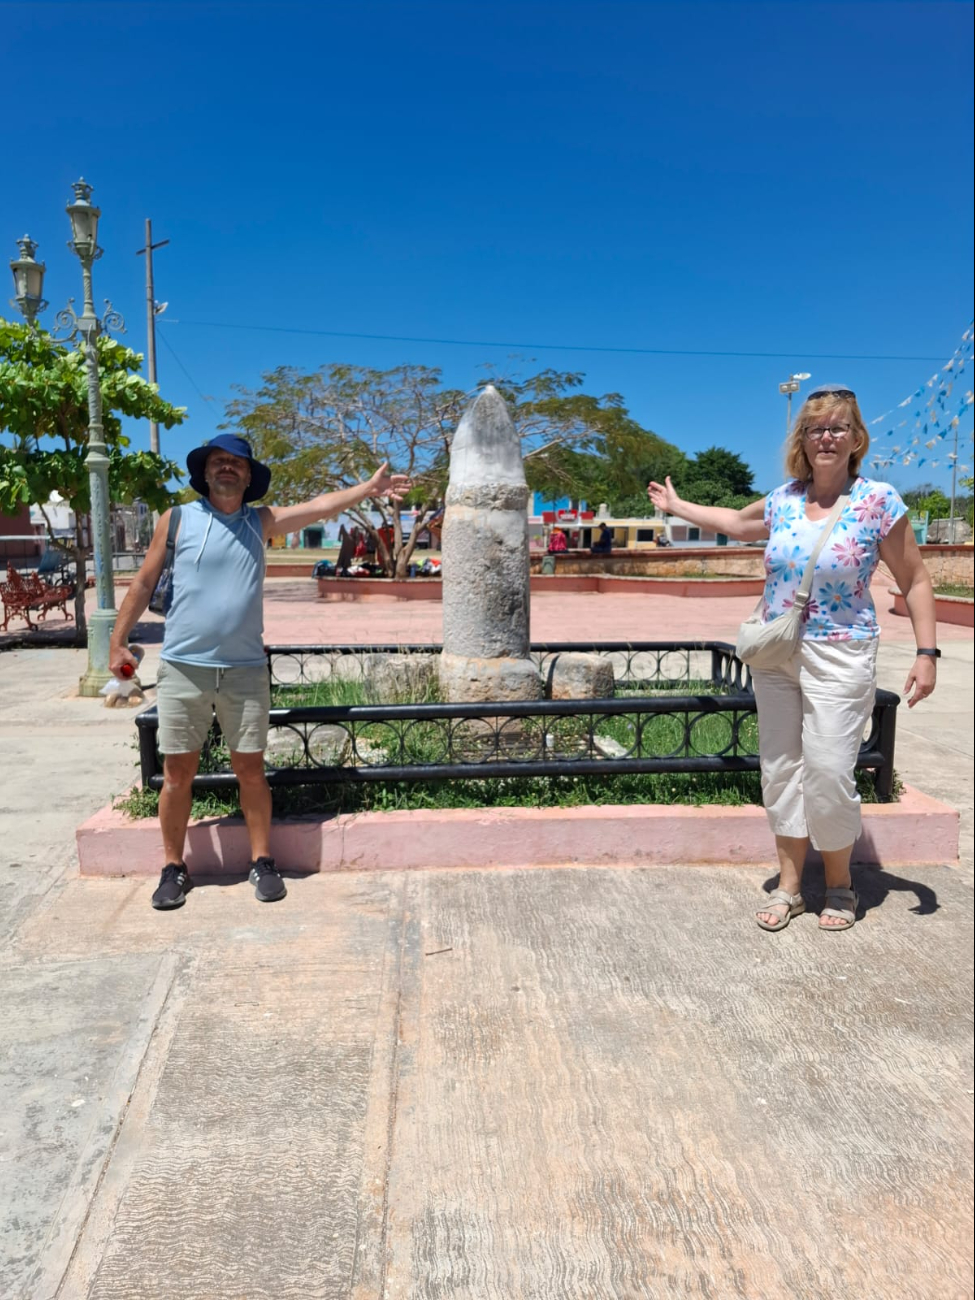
left=785, top=391, right=871, bottom=481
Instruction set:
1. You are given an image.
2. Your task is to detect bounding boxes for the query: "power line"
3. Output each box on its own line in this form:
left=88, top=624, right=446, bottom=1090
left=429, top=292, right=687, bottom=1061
left=157, top=327, right=214, bottom=406
left=158, top=318, right=951, bottom=363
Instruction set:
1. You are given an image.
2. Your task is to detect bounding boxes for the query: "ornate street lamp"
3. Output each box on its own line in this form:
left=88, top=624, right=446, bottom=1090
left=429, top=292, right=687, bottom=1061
left=8, top=183, right=126, bottom=694
left=779, top=372, right=811, bottom=436
left=8, top=235, right=48, bottom=325
left=54, top=179, right=126, bottom=695
left=66, top=179, right=101, bottom=260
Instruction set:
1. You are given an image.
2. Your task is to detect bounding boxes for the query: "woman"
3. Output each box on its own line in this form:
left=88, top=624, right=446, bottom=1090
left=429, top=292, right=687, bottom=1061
left=647, top=384, right=938, bottom=932
left=335, top=523, right=354, bottom=577
left=548, top=527, right=568, bottom=554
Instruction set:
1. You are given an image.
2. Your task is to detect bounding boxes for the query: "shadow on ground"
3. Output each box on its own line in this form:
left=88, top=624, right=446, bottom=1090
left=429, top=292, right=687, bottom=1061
left=762, top=863, right=940, bottom=919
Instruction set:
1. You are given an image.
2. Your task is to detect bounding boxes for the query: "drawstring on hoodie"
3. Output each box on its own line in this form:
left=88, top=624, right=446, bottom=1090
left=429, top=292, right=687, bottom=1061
left=193, top=504, right=262, bottom=567
left=194, top=511, right=214, bottom=566
left=193, top=506, right=263, bottom=569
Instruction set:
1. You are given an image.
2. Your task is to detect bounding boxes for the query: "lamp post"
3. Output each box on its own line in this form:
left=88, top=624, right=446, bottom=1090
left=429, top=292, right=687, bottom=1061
left=779, top=372, right=811, bottom=436
left=7, top=181, right=125, bottom=694
left=8, top=235, right=49, bottom=325
left=8, top=183, right=127, bottom=693
left=54, top=179, right=127, bottom=694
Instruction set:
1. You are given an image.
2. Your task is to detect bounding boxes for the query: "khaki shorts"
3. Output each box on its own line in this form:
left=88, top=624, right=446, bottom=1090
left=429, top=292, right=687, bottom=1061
left=156, top=659, right=271, bottom=755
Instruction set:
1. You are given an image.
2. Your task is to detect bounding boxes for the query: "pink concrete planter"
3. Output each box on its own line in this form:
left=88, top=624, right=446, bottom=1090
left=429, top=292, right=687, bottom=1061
left=891, top=588, right=973, bottom=627
left=313, top=575, right=765, bottom=601
left=590, top=576, right=765, bottom=598
left=316, top=576, right=444, bottom=601
left=77, top=784, right=957, bottom=877
left=266, top=562, right=318, bottom=578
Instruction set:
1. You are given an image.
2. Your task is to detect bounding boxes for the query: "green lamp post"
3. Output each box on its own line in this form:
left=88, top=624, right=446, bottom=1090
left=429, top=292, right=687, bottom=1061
left=44, top=178, right=124, bottom=696
left=8, top=182, right=126, bottom=695
left=8, top=235, right=48, bottom=325
left=55, top=179, right=126, bottom=695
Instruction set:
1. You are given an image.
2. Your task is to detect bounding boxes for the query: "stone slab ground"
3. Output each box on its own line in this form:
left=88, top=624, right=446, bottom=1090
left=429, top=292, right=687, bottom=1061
left=5, top=862, right=973, bottom=1300
left=0, top=584, right=971, bottom=1299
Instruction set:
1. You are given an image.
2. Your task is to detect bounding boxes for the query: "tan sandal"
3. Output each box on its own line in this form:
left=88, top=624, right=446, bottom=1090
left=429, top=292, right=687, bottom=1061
left=820, top=887, right=858, bottom=931
left=756, top=888, right=805, bottom=932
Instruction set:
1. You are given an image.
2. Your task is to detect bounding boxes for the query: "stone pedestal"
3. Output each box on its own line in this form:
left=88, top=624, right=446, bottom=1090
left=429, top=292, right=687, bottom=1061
left=439, top=653, right=541, bottom=703
left=545, top=652, right=616, bottom=700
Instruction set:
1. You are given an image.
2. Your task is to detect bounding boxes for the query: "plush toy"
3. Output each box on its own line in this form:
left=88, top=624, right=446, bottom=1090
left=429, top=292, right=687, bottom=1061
left=101, top=644, right=147, bottom=708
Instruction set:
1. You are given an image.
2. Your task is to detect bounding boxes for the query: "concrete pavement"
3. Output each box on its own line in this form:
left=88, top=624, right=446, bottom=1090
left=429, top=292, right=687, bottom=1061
left=0, top=580, right=972, bottom=1299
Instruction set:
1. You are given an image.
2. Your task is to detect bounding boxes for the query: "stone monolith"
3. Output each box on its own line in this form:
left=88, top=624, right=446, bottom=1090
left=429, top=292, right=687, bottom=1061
left=439, top=386, right=542, bottom=702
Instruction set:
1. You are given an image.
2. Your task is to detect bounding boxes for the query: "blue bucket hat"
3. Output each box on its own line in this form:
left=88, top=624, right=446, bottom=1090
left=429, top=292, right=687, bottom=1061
left=186, top=433, right=272, bottom=503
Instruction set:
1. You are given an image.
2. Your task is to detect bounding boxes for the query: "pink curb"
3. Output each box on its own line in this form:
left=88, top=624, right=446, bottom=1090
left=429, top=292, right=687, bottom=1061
left=77, top=784, right=957, bottom=877
left=315, top=575, right=766, bottom=601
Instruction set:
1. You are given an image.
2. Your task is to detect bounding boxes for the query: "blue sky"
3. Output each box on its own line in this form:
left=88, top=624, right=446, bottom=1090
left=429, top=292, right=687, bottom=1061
left=5, top=0, right=973, bottom=498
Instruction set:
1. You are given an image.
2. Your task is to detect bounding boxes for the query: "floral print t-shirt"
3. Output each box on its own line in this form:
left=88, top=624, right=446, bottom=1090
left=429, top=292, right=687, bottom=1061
left=761, top=477, right=907, bottom=641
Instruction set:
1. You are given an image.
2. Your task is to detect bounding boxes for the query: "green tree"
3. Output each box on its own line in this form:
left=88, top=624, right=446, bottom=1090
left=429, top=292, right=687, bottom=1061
left=223, top=363, right=465, bottom=576
left=684, top=446, right=754, bottom=496
left=525, top=413, right=686, bottom=513
left=0, top=319, right=186, bottom=639
left=223, top=363, right=673, bottom=576
left=608, top=444, right=759, bottom=516
left=902, top=483, right=952, bottom=520
left=961, top=475, right=975, bottom=529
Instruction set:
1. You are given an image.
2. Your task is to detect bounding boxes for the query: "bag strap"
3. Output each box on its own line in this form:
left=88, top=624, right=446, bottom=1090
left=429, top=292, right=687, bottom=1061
left=164, top=505, right=181, bottom=560
left=793, top=481, right=851, bottom=607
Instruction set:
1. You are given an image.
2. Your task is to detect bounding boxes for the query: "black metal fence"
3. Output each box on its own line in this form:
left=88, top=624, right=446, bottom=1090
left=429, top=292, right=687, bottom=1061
left=264, top=641, right=750, bottom=693
left=134, top=642, right=899, bottom=800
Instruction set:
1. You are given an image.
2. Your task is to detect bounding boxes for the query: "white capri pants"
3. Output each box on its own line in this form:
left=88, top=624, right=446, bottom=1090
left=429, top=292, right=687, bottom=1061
left=751, top=638, right=879, bottom=852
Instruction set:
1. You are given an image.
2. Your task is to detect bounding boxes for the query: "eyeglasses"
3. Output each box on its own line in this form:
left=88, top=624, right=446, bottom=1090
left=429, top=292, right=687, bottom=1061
left=804, top=424, right=852, bottom=442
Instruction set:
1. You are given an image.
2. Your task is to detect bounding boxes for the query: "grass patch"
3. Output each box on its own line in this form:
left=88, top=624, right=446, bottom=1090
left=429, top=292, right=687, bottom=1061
left=115, top=662, right=898, bottom=821
left=272, top=676, right=440, bottom=709
left=934, top=583, right=974, bottom=599
left=270, top=675, right=724, bottom=709
left=268, top=674, right=760, bottom=769
left=113, top=766, right=894, bottom=821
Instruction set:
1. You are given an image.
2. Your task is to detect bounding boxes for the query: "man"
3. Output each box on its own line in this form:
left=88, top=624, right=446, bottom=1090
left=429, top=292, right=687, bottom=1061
left=590, top=523, right=613, bottom=553
left=109, top=433, right=410, bottom=911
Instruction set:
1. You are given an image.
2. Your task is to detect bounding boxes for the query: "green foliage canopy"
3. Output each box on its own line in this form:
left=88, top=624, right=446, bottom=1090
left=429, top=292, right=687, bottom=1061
left=0, top=318, right=187, bottom=633
left=0, top=319, right=186, bottom=512
left=222, top=362, right=680, bottom=574
left=222, top=361, right=761, bottom=558
left=901, top=481, right=974, bottom=523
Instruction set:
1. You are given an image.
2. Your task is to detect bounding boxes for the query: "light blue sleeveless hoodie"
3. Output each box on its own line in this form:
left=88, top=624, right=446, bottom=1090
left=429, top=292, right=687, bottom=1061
left=161, top=499, right=267, bottom=668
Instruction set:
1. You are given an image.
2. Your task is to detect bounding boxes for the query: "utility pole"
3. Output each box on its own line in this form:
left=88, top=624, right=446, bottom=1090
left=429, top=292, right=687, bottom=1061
left=136, top=220, right=169, bottom=454
left=949, top=421, right=959, bottom=543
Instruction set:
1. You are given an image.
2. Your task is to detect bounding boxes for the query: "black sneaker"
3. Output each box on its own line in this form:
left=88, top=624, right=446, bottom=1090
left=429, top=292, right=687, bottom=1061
left=152, top=863, right=192, bottom=910
left=249, top=856, right=286, bottom=902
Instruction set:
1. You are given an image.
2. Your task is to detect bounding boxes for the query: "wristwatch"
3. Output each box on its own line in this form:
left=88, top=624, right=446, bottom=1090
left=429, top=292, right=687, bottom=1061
left=915, top=648, right=941, bottom=658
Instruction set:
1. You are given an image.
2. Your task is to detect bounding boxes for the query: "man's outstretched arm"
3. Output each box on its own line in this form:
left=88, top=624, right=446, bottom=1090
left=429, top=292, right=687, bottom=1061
left=257, top=463, right=412, bottom=540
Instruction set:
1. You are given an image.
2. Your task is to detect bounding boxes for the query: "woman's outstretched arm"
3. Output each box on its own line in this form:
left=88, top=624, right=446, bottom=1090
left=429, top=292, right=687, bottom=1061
left=647, top=476, right=769, bottom=543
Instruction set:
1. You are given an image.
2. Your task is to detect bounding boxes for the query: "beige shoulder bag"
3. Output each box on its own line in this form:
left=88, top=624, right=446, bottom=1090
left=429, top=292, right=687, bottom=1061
left=735, top=485, right=850, bottom=670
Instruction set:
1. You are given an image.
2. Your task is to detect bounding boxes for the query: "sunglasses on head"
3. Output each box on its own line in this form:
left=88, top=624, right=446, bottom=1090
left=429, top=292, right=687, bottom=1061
left=807, top=386, right=856, bottom=401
